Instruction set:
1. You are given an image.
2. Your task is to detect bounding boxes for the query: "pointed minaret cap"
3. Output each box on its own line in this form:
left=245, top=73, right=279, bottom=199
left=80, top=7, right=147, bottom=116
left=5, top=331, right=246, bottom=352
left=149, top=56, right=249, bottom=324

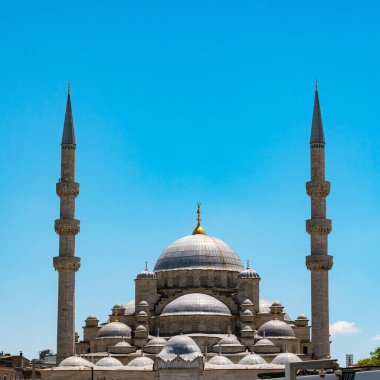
left=62, top=81, right=76, bottom=145
left=310, top=80, right=325, bottom=144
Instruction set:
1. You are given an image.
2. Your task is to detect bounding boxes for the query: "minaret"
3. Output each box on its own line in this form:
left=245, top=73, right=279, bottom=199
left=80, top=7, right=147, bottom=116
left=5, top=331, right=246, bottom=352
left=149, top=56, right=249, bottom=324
left=306, top=82, right=333, bottom=359
left=53, top=83, right=80, bottom=364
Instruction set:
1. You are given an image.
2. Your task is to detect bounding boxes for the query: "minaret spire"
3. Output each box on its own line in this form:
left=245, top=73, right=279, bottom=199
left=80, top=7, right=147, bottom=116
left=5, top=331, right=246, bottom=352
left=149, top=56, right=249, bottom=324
left=310, top=83, right=325, bottom=144
left=54, top=86, right=81, bottom=364
left=305, top=83, right=333, bottom=359
left=62, top=82, right=76, bottom=145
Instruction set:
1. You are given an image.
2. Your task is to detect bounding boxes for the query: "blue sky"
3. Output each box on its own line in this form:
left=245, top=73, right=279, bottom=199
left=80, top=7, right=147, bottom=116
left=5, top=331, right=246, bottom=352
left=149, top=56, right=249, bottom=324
left=1, top=0, right=380, bottom=365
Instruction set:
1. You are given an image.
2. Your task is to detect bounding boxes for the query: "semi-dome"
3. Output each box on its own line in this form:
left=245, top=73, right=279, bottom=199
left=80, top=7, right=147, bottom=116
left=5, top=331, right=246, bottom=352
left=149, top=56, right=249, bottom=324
left=242, top=299, right=253, bottom=306
left=271, top=352, right=302, bottom=365
left=154, top=234, right=244, bottom=272
left=217, top=335, right=241, bottom=346
left=258, top=320, right=295, bottom=338
left=146, top=336, right=167, bottom=346
left=115, top=341, right=131, bottom=347
left=239, top=353, right=267, bottom=365
left=161, top=293, right=231, bottom=316
left=208, top=354, right=233, bottom=366
left=254, top=338, right=274, bottom=346
left=96, top=322, right=132, bottom=339
left=242, top=309, right=253, bottom=316
left=122, top=300, right=135, bottom=315
left=135, top=324, right=147, bottom=332
left=59, top=356, right=93, bottom=367
left=139, top=301, right=149, bottom=307
left=157, top=334, right=202, bottom=362
left=127, top=356, right=154, bottom=367
left=95, top=356, right=123, bottom=367
left=137, top=311, right=148, bottom=317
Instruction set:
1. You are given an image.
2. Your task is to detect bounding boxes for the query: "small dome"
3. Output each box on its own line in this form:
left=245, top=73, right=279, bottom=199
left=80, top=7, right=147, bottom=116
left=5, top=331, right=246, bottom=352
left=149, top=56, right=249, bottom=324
left=161, top=293, right=231, bottom=316
left=257, top=320, right=295, bottom=338
left=217, top=335, right=241, bottom=346
left=208, top=355, right=233, bottom=366
left=154, top=234, right=244, bottom=272
left=239, top=353, right=267, bottom=365
left=95, top=356, right=123, bottom=367
left=254, top=338, right=274, bottom=346
left=86, top=315, right=97, bottom=320
left=271, top=352, right=302, bottom=365
left=137, top=311, right=148, bottom=317
left=96, top=322, right=132, bottom=339
left=115, top=341, right=131, bottom=347
left=157, top=335, right=202, bottom=362
left=297, top=314, right=308, bottom=320
left=146, top=337, right=167, bottom=346
left=259, top=299, right=272, bottom=313
left=59, top=356, right=93, bottom=367
left=238, top=268, right=260, bottom=279
left=137, top=263, right=157, bottom=279
left=139, top=301, right=149, bottom=307
left=242, top=309, right=253, bottom=316
left=242, top=299, right=253, bottom=306
left=127, top=356, right=154, bottom=367
left=135, top=325, right=147, bottom=332
left=123, top=300, right=135, bottom=315
left=113, top=304, right=122, bottom=309
left=242, top=326, right=253, bottom=332
left=271, top=301, right=282, bottom=307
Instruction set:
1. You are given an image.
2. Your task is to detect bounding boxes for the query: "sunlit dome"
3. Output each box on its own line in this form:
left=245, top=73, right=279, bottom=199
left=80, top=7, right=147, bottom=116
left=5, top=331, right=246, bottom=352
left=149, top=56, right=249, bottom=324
left=96, top=322, right=132, bottom=339
left=59, top=356, right=93, bottom=367
left=154, top=234, right=244, bottom=272
left=161, top=293, right=231, bottom=316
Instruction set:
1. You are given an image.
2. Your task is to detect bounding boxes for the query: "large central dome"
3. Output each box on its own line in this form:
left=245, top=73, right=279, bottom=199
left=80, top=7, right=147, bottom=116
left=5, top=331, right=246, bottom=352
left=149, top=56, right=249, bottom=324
left=154, top=234, right=244, bottom=272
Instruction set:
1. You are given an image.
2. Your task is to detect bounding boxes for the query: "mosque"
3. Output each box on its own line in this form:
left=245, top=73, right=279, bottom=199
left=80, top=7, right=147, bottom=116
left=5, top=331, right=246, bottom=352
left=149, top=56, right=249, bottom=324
left=41, top=84, right=333, bottom=379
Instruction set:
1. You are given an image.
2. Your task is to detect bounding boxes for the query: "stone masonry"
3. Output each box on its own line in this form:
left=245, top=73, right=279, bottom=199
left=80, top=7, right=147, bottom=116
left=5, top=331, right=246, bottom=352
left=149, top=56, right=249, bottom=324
left=53, top=85, right=81, bottom=364
left=306, top=83, right=333, bottom=359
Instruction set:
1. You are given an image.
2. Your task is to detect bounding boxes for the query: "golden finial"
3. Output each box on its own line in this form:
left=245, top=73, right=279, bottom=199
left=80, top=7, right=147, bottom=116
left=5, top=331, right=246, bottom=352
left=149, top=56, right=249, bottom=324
left=274, top=308, right=278, bottom=320
left=192, top=202, right=206, bottom=235
left=315, top=79, right=318, bottom=91
left=68, top=80, right=71, bottom=95
left=113, top=309, right=119, bottom=322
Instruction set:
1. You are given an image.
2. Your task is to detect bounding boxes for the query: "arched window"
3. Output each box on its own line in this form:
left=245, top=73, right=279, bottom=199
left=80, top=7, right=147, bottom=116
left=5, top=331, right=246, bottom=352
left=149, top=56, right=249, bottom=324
left=303, top=346, right=308, bottom=354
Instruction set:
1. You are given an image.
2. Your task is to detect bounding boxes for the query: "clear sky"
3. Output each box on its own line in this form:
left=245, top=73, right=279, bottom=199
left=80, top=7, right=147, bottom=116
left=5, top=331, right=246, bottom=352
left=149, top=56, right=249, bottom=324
left=1, top=0, right=380, bottom=365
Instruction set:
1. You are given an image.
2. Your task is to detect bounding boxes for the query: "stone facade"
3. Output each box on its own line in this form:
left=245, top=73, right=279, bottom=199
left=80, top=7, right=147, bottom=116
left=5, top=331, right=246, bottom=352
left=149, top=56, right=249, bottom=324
left=53, top=88, right=80, bottom=364
left=306, top=84, right=333, bottom=359
left=46, top=86, right=333, bottom=379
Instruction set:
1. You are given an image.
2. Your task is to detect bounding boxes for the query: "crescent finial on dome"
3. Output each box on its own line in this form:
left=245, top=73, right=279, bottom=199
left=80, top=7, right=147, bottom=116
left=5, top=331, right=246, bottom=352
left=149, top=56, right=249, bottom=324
left=192, top=202, right=206, bottom=235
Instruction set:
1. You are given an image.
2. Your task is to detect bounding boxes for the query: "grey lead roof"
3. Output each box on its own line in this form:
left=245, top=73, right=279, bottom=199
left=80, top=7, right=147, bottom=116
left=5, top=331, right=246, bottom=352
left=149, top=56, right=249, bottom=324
left=157, top=335, right=203, bottom=362
left=154, top=234, right=244, bottom=272
left=310, top=89, right=325, bottom=144
left=161, top=293, right=231, bottom=316
left=62, top=92, right=76, bottom=145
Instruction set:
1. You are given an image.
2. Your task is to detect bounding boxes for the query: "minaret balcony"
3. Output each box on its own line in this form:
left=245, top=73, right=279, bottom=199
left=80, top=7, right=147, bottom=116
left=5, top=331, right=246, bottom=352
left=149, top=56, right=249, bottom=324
left=306, top=219, right=331, bottom=235
left=306, top=181, right=330, bottom=197
left=55, top=219, right=80, bottom=235
left=53, top=256, right=81, bottom=272
left=56, top=181, right=79, bottom=197
left=306, top=255, right=333, bottom=271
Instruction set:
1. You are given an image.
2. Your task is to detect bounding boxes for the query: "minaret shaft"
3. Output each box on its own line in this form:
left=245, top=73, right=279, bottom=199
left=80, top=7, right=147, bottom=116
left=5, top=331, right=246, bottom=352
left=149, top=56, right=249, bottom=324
left=54, top=91, right=80, bottom=364
left=306, top=87, right=333, bottom=359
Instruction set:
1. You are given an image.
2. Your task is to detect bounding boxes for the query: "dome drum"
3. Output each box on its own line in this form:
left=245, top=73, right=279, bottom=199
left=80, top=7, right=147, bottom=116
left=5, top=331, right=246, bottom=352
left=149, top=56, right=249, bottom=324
left=156, top=269, right=239, bottom=292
